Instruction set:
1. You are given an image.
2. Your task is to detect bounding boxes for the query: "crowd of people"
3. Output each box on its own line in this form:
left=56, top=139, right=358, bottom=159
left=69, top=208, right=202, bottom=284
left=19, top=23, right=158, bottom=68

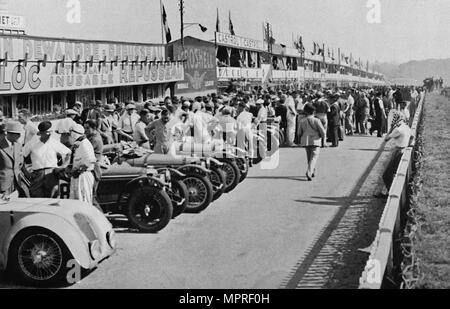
left=0, top=83, right=424, bottom=208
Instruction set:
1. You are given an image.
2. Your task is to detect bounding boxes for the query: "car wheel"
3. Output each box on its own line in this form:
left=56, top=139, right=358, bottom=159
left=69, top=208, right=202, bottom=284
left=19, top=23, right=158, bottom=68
left=221, top=160, right=241, bottom=193
left=236, top=158, right=249, bottom=183
left=169, top=179, right=189, bottom=218
left=127, top=186, right=173, bottom=233
left=8, top=228, right=73, bottom=287
left=182, top=173, right=214, bottom=213
left=209, top=166, right=227, bottom=201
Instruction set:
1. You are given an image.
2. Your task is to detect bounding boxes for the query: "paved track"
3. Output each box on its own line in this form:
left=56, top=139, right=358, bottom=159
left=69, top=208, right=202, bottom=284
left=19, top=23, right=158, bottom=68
left=65, top=135, right=386, bottom=289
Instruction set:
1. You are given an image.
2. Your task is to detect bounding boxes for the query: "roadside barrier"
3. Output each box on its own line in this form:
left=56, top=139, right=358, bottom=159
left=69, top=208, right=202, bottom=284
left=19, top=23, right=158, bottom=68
left=358, top=93, right=426, bottom=289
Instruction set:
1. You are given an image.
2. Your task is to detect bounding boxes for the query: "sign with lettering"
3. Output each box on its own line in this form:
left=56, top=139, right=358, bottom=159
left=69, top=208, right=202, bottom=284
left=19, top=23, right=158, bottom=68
left=0, top=35, right=165, bottom=64
left=215, top=32, right=264, bottom=52
left=217, top=67, right=262, bottom=81
left=0, top=35, right=183, bottom=94
left=0, top=61, right=184, bottom=94
left=0, top=14, right=25, bottom=31
left=172, top=37, right=217, bottom=95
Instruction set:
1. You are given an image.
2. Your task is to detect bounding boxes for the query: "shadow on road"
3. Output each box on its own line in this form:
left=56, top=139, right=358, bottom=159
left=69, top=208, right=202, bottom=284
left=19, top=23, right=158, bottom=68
left=247, top=176, right=308, bottom=182
left=295, top=196, right=374, bottom=207
left=349, top=148, right=389, bottom=152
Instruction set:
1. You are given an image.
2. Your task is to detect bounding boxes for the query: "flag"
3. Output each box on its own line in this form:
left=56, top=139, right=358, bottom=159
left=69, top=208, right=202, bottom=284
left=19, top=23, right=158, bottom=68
left=299, top=36, right=305, bottom=53
left=162, top=5, right=171, bottom=43
left=229, top=11, right=235, bottom=35
left=216, top=8, right=220, bottom=32
left=312, top=41, right=317, bottom=55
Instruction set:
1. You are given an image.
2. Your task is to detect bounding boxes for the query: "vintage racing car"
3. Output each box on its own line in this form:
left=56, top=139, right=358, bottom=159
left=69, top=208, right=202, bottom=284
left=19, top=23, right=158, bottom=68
left=0, top=195, right=116, bottom=287
left=103, top=143, right=223, bottom=213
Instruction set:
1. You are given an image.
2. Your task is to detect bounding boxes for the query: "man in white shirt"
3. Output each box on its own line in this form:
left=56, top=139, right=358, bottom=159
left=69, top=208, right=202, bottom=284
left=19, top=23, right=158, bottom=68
left=18, top=109, right=38, bottom=146
left=56, top=109, right=78, bottom=147
left=192, top=102, right=212, bottom=144
left=345, top=91, right=355, bottom=135
left=133, top=109, right=152, bottom=149
left=117, top=103, right=140, bottom=142
left=377, top=111, right=411, bottom=196
left=286, top=94, right=298, bottom=147
left=236, top=102, right=254, bottom=159
left=254, top=99, right=268, bottom=160
left=23, top=121, right=71, bottom=198
left=67, top=124, right=96, bottom=205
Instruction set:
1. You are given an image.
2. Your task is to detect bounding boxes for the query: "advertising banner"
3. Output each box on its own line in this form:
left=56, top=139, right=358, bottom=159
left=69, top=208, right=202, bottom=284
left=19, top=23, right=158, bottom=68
left=217, top=67, right=262, bottom=81
left=215, top=32, right=264, bottom=52
left=0, top=35, right=183, bottom=94
left=172, top=37, right=217, bottom=95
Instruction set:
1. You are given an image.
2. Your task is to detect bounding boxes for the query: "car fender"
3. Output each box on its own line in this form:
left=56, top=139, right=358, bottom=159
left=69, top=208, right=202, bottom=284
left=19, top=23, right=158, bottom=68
left=156, top=168, right=186, bottom=180
left=2, top=213, right=92, bottom=270
left=212, top=152, right=238, bottom=160
left=178, top=165, right=211, bottom=177
left=123, top=176, right=166, bottom=195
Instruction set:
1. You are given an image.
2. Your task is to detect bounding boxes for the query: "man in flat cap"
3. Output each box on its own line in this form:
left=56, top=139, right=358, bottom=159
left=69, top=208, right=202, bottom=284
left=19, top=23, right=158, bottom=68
left=23, top=121, right=71, bottom=198
left=0, top=121, right=25, bottom=197
left=117, top=103, right=140, bottom=142
left=99, top=104, right=117, bottom=145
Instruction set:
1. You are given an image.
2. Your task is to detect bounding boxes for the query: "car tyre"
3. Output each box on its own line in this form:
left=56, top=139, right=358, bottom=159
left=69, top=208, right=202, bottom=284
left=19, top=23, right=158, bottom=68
left=182, top=173, right=214, bottom=214
left=169, top=179, right=189, bottom=218
left=127, top=186, right=173, bottom=233
left=221, top=160, right=241, bottom=193
left=8, top=228, right=73, bottom=287
left=209, top=166, right=227, bottom=201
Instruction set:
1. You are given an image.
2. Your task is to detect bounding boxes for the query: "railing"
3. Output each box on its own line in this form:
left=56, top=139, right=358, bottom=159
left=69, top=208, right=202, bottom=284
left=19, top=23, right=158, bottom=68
left=358, top=93, right=426, bottom=289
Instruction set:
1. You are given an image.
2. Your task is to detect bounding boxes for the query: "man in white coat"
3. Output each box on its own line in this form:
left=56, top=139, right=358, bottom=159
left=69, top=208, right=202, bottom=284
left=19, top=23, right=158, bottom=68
left=286, top=94, right=298, bottom=147
left=67, top=124, right=97, bottom=206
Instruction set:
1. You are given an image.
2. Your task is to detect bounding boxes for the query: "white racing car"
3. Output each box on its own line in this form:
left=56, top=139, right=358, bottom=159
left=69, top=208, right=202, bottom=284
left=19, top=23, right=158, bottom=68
left=0, top=195, right=116, bottom=287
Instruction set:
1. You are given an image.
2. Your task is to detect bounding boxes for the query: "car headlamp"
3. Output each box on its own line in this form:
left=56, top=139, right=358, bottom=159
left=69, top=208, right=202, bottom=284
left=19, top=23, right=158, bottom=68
left=88, top=240, right=102, bottom=260
left=106, top=230, right=117, bottom=249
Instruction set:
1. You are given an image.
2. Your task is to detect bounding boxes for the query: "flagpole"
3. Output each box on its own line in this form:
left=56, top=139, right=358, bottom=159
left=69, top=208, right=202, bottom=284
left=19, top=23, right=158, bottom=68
left=159, top=0, right=165, bottom=44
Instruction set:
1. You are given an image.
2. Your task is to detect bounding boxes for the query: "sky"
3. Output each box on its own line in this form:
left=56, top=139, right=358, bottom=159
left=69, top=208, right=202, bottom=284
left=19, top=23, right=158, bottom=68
left=4, top=0, right=450, bottom=64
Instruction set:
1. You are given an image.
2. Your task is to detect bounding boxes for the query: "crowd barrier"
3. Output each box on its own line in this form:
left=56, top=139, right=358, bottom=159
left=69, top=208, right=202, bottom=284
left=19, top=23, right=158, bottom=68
left=358, top=93, right=426, bottom=289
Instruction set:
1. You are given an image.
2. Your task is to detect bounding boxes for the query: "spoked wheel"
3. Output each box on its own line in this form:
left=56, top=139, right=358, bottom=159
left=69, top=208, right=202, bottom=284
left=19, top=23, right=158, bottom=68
left=182, top=173, right=214, bottom=213
left=221, top=160, right=241, bottom=193
left=168, top=180, right=189, bottom=218
left=127, top=187, right=173, bottom=233
left=9, top=229, right=72, bottom=287
left=209, top=166, right=227, bottom=201
left=236, top=158, right=249, bottom=183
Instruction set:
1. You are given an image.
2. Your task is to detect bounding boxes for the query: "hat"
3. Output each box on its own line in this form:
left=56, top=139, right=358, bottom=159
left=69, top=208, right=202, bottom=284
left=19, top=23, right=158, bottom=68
left=126, top=104, right=136, bottom=110
left=192, top=101, right=202, bottom=111
left=5, top=121, right=23, bottom=134
left=71, top=124, right=85, bottom=136
left=149, top=106, right=162, bottom=113
left=183, top=101, right=191, bottom=108
left=66, top=109, right=78, bottom=116
left=38, top=121, right=53, bottom=133
left=256, top=99, right=264, bottom=105
left=104, top=104, right=115, bottom=112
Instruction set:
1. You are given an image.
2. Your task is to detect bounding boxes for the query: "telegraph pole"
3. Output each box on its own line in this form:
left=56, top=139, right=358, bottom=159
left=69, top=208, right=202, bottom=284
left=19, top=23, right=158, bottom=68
left=179, top=0, right=185, bottom=49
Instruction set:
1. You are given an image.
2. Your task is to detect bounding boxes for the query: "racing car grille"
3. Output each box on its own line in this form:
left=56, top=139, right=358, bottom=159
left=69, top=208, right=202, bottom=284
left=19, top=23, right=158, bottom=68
left=74, top=213, right=97, bottom=241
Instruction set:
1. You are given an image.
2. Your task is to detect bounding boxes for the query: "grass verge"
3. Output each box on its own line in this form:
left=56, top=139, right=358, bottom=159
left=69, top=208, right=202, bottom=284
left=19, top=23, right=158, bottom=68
left=414, top=93, right=450, bottom=289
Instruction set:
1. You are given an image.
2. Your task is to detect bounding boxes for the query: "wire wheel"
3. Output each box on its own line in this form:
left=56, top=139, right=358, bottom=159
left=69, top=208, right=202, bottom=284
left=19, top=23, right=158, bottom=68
left=221, top=161, right=241, bottom=193
left=184, top=177, right=208, bottom=207
left=17, top=234, right=64, bottom=282
left=209, top=167, right=226, bottom=201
